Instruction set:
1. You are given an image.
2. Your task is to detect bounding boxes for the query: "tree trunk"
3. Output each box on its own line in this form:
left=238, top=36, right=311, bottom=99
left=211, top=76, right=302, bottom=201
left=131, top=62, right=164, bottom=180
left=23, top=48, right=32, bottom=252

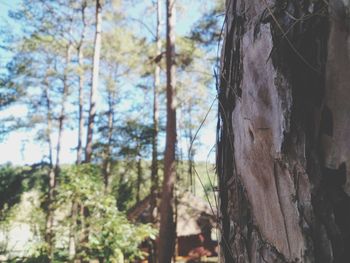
left=85, top=0, right=102, bottom=162
left=150, top=0, right=162, bottom=224
left=71, top=4, right=87, bottom=258
left=76, top=0, right=87, bottom=165
left=46, top=169, right=55, bottom=261
left=187, top=103, right=195, bottom=194
left=68, top=201, right=78, bottom=261
left=102, top=83, right=115, bottom=190
left=158, top=0, right=176, bottom=262
left=217, top=0, right=350, bottom=262
left=55, top=43, right=72, bottom=176
left=136, top=156, right=142, bottom=203
left=44, top=43, right=72, bottom=261
left=43, top=74, right=55, bottom=261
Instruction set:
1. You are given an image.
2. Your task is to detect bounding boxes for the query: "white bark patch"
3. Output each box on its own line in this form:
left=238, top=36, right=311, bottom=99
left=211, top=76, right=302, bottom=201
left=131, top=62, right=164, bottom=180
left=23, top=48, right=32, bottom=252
left=232, top=24, right=304, bottom=259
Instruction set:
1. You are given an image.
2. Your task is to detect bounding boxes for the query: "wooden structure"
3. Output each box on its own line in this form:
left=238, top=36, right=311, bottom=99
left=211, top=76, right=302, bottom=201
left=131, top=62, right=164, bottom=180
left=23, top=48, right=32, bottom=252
left=127, top=191, right=218, bottom=262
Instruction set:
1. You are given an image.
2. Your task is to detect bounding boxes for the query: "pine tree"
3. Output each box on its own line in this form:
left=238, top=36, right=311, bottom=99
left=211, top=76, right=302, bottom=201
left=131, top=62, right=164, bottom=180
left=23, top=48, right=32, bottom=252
left=158, top=0, right=177, bottom=261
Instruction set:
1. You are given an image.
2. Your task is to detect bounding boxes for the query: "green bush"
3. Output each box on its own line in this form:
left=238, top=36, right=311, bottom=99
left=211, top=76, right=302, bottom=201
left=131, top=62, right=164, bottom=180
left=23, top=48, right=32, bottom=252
left=56, top=164, right=157, bottom=262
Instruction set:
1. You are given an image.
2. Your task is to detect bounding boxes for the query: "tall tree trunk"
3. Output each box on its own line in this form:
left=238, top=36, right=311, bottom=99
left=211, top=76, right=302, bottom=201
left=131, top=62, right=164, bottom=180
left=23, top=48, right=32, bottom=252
left=44, top=43, right=72, bottom=261
left=187, top=103, right=195, bottom=194
left=217, top=0, right=350, bottom=262
left=158, top=0, right=176, bottom=262
left=150, top=0, right=162, bottom=224
left=55, top=43, right=72, bottom=175
left=68, top=201, right=77, bottom=261
left=102, top=78, right=115, bottom=190
left=72, top=4, right=87, bottom=258
left=136, top=156, right=142, bottom=203
left=102, top=105, right=113, bottom=190
left=76, top=0, right=87, bottom=165
left=81, top=2, right=102, bottom=255
left=85, top=0, right=102, bottom=162
left=43, top=75, right=55, bottom=261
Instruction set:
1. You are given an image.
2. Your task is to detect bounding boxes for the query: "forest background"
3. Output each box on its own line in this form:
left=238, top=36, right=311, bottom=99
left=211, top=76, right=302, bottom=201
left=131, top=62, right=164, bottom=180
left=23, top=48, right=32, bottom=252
left=0, top=0, right=223, bottom=262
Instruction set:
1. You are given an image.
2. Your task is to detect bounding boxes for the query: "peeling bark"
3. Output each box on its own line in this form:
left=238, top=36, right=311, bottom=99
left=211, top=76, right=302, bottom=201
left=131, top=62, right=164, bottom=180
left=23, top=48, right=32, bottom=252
left=217, top=0, right=350, bottom=262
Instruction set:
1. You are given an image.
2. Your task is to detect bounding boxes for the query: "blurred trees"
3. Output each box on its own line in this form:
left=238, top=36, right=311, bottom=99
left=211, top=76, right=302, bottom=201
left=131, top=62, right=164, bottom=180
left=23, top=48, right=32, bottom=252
left=0, top=0, right=219, bottom=261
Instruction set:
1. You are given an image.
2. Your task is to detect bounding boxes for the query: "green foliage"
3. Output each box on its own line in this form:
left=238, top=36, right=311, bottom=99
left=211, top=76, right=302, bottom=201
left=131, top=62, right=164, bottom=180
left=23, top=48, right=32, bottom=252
left=56, top=164, right=157, bottom=261
left=0, top=165, right=24, bottom=218
left=57, top=164, right=102, bottom=204
left=117, top=119, right=154, bottom=158
left=0, top=163, right=157, bottom=262
left=0, top=82, right=19, bottom=110
left=190, top=1, right=224, bottom=47
left=89, top=200, right=156, bottom=261
left=6, top=242, right=67, bottom=263
left=22, top=243, right=50, bottom=263
left=115, top=180, right=134, bottom=211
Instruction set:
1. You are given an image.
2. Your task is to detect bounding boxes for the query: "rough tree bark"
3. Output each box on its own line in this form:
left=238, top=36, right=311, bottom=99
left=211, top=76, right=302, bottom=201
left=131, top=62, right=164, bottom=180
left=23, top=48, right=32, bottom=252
left=217, top=0, right=350, bottom=262
left=85, top=0, right=102, bottom=162
left=158, top=0, right=177, bottom=262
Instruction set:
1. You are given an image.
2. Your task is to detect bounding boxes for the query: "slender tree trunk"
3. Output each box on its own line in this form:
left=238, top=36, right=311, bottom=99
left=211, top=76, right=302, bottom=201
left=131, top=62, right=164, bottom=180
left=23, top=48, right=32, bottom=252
left=136, top=156, right=142, bottom=203
left=217, top=0, right=350, bottom=262
left=43, top=75, right=55, bottom=262
left=102, top=109, right=113, bottom=189
left=55, top=43, right=72, bottom=175
left=76, top=0, right=87, bottom=165
left=45, top=167, right=55, bottom=261
left=158, top=0, right=176, bottom=262
left=102, top=88, right=114, bottom=190
left=150, top=0, right=162, bottom=224
left=44, top=43, right=72, bottom=261
left=81, top=2, right=102, bottom=255
left=76, top=203, right=89, bottom=262
left=72, top=4, right=87, bottom=258
left=68, top=201, right=77, bottom=261
left=85, top=0, right=102, bottom=162
left=187, top=104, right=195, bottom=194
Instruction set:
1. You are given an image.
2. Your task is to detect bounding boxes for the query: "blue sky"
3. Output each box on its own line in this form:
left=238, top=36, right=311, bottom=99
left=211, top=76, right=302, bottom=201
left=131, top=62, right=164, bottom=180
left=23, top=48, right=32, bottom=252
left=0, top=0, right=217, bottom=165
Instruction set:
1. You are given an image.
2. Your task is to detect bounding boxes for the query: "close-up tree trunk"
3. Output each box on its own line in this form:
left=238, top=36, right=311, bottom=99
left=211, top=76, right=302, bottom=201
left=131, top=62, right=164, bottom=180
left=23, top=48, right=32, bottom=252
left=217, top=0, right=350, bottom=262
